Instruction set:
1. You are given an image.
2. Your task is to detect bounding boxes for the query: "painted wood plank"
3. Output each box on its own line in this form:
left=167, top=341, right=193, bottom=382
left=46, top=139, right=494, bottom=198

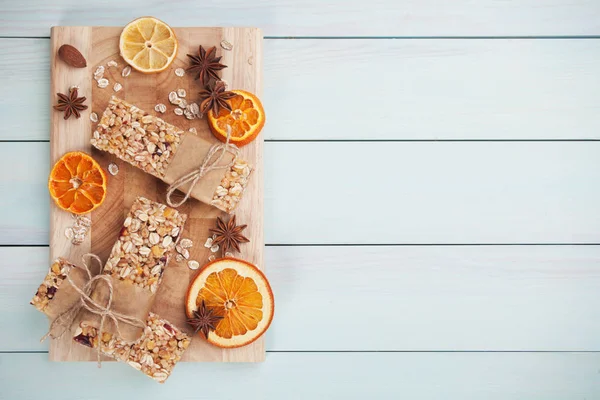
left=3, top=38, right=600, bottom=141
left=2, top=142, right=599, bottom=245
left=1, top=352, right=599, bottom=399
left=1, top=1, right=600, bottom=37
left=6, top=245, right=600, bottom=352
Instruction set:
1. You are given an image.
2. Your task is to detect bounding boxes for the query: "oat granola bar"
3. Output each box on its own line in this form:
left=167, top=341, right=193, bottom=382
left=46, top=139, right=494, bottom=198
left=92, top=97, right=253, bottom=213
left=74, top=312, right=190, bottom=383
left=30, top=258, right=75, bottom=313
left=91, top=96, right=184, bottom=178
left=103, top=196, right=187, bottom=293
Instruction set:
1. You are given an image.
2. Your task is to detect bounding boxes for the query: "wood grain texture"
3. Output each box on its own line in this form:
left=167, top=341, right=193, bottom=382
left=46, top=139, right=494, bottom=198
left=3, top=141, right=600, bottom=245
left=47, top=26, right=264, bottom=362
left=1, top=1, right=600, bottom=37
left=2, top=352, right=600, bottom=399
left=6, top=246, right=600, bottom=352
left=3, top=38, right=600, bottom=141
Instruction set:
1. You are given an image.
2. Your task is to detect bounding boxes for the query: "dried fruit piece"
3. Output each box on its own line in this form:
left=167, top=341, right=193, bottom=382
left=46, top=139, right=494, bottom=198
left=58, top=44, right=87, bottom=68
left=48, top=152, right=107, bottom=214
left=119, top=17, right=178, bottom=74
left=207, top=90, right=265, bottom=147
left=185, top=258, right=274, bottom=348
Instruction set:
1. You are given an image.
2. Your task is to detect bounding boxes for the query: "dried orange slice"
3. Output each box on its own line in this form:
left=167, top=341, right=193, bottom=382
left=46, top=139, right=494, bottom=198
left=207, top=90, right=265, bottom=147
left=48, top=152, right=107, bottom=215
left=119, top=17, right=178, bottom=74
left=185, top=258, right=274, bottom=348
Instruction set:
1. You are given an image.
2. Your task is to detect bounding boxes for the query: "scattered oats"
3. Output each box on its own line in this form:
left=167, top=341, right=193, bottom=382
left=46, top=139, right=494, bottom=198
left=65, top=227, right=74, bottom=240
left=108, top=163, right=119, bottom=176
left=178, top=99, right=188, bottom=109
left=70, top=85, right=80, bottom=91
left=180, top=238, right=193, bottom=248
left=89, top=112, right=98, bottom=123
left=225, top=252, right=234, bottom=257
left=188, top=127, right=197, bottom=134
left=175, top=68, right=185, bottom=77
left=184, top=109, right=195, bottom=120
left=247, top=56, right=253, bottom=65
left=174, top=108, right=183, bottom=116
left=188, top=260, right=200, bottom=270
left=208, top=254, right=216, bottom=262
left=220, top=39, right=233, bottom=51
left=168, top=91, right=179, bottom=105
left=113, top=82, right=123, bottom=92
left=154, top=103, right=167, bottom=113
left=107, top=60, right=118, bottom=67
left=188, top=102, right=200, bottom=116
left=121, top=65, right=131, bottom=77
left=181, top=248, right=190, bottom=259
left=93, top=65, right=105, bottom=80
left=204, top=238, right=213, bottom=248
left=97, top=78, right=109, bottom=88
left=176, top=254, right=184, bottom=262
left=210, top=244, right=219, bottom=253
left=177, top=89, right=186, bottom=98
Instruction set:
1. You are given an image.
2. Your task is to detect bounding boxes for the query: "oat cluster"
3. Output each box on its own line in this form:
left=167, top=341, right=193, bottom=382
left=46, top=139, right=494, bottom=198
left=91, top=97, right=184, bottom=178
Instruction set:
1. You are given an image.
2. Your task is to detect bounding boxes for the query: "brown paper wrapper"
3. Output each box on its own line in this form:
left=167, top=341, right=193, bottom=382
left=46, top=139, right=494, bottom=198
left=163, top=132, right=236, bottom=206
left=76, top=278, right=154, bottom=342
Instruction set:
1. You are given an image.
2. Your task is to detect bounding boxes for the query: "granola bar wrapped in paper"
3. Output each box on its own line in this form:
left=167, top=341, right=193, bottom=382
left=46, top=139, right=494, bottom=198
left=30, top=258, right=89, bottom=324
left=74, top=312, right=190, bottom=383
left=76, top=196, right=187, bottom=343
left=91, top=97, right=253, bottom=212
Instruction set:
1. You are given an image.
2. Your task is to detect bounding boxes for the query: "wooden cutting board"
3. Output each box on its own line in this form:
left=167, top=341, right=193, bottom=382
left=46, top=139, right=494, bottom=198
left=48, top=26, right=264, bottom=362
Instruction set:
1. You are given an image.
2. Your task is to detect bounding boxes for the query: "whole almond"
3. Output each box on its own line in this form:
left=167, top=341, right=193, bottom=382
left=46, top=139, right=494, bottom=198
left=58, top=44, right=87, bottom=68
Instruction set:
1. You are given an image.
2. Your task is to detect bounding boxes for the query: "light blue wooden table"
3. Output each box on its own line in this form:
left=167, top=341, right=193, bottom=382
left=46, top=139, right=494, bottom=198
left=1, top=1, right=600, bottom=398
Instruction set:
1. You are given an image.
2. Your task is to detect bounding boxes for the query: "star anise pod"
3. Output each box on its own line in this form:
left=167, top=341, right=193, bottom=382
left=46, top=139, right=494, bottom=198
left=198, top=80, right=235, bottom=116
left=186, top=45, right=227, bottom=87
left=54, top=87, right=88, bottom=120
left=187, top=300, right=224, bottom=339
left=209, top=215, right=250, bottom=254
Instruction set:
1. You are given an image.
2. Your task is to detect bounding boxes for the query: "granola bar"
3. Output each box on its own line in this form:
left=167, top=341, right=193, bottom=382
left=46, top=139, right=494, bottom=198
left=74, top=312, right=190, bottom=383
left=103, top=197, right=187, bottom=293
left=210, top=158, right=252, bottom=213
left=91, top=96, right=184, bottom=178
left=30, top=259, right=75, bottom=312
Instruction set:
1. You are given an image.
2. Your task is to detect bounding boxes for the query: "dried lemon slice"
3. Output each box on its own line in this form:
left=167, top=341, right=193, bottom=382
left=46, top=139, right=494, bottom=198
left=119, top=17, right=178, bottom=74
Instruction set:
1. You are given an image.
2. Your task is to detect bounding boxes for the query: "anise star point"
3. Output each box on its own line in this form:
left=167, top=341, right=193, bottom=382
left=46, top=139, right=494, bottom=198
left=54, top=87, right=88, bottom=120
left=186, top=45, right=227, bottom=87
left=187, top=300, right=224, bottom=339
left=198, top=80, right=236, bottom=116
left=209, top=215, right=250, bottom=254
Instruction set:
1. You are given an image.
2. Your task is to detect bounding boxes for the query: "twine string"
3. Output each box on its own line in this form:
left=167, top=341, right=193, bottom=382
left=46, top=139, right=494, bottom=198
left=41, top=254, right=145, bottom=368
left=166, top=125, right=239, bottom=208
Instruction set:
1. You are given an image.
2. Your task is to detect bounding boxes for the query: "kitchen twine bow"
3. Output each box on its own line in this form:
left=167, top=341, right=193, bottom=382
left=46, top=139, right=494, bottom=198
left=166, top=125, right=239, bottom=208
left=41, top=254, right=146, bottom=368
